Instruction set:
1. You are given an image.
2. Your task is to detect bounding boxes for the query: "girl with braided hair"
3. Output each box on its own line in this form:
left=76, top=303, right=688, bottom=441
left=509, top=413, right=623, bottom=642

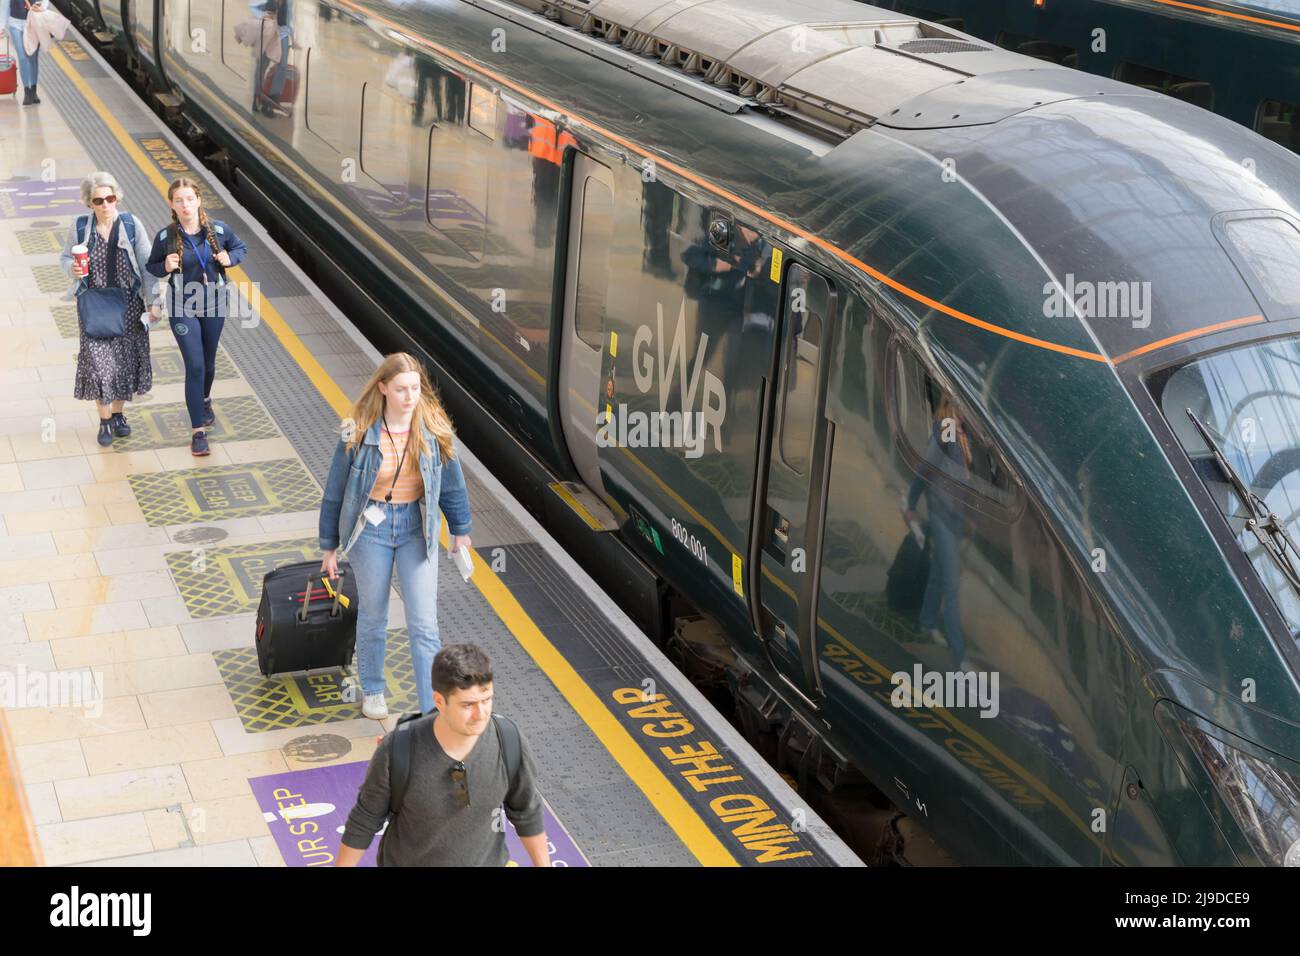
left=146, top=177, right=247, bottom=456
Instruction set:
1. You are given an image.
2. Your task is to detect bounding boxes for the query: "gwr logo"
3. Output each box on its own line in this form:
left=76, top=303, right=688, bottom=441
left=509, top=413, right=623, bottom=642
left=631, top=300, right=727, bottom=453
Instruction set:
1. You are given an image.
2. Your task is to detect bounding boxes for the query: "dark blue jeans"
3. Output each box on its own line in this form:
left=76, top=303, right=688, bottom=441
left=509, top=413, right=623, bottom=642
left=919, top=512, right=966, bottom=665
left=169, top=314, right=224, bottom=428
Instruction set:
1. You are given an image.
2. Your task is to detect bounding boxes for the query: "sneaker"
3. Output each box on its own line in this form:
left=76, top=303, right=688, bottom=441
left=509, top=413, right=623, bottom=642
left=362, top=693, right=388, bottom=719
left=96, top=419, right=114, bottom=447
left=202, top=399, right=215, bottom=428
left=110, top=412, right=131, bottom=437
left=190, top=430, right=210, bottom=456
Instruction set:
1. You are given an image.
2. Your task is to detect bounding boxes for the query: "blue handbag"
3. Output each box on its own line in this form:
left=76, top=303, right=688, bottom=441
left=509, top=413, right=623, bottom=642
left=77, top=218, right=133, bottom=340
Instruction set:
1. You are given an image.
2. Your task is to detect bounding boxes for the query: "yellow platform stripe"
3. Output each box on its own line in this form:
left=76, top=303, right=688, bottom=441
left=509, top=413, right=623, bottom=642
left=50, top=44, right=736, bottom=866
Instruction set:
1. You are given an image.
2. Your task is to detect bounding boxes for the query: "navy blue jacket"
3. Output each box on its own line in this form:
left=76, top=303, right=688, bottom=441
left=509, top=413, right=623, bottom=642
left=145, top=219, right=248, bottom=317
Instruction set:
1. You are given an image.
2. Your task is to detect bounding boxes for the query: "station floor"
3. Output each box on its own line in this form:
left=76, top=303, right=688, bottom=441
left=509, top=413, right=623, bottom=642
left=0, top=30, right=859, bottom=867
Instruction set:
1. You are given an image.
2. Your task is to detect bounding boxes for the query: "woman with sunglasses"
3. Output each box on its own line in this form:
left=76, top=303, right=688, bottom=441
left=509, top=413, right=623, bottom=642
left=60, top=171, right=159, bottom=447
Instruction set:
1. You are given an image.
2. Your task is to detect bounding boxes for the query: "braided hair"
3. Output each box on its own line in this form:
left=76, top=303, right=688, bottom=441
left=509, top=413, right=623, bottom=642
left=167, top=178, right=222, bottom=267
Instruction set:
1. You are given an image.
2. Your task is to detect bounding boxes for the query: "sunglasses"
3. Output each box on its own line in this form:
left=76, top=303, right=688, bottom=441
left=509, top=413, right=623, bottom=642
left=91, top=195, right=118, bottom=206
left=449, top=761, right=470, bottom=808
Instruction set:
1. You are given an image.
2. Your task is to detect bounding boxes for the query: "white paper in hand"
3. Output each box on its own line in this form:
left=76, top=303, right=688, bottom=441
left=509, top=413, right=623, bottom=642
left=449, top=542, right=473, bottom=581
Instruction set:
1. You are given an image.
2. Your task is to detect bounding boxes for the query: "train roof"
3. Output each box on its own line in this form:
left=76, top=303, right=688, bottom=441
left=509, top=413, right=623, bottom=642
left=388, top=0, right=1300, bottom=367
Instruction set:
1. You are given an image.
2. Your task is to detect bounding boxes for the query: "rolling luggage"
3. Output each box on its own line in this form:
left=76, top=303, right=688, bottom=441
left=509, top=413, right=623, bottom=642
left=255, top=560, right=358, bottom=676
left=0, top=34, right=17, bottom=97
left=261, top=61, right=298, bottom=103
left=885, top=531, right=929, bottom=614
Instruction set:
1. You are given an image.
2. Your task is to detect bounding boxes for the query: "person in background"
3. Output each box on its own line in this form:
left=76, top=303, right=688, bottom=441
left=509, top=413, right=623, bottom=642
left=318, top=352, right=473, bottom=719
left=60, top=171, right=159, bottom=447
left=145, top=177, right=247, bottom=456
left=3, top=0, right=44, bottom=106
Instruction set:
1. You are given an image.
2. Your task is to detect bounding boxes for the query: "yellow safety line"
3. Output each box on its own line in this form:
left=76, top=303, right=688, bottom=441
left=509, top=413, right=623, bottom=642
left=49, top=43, right=737, bottom=866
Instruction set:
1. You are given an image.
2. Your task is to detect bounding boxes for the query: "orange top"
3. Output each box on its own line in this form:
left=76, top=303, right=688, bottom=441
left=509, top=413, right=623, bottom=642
left=370, top=428, right=425, bottom=503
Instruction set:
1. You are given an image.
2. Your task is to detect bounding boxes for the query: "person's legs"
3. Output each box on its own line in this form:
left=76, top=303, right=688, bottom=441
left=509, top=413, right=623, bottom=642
left=268, top=35, right=289, bottom=100
left=929, top=516, right=965, bottom=665
left=392, top=504, right=441, bottom=714
left=198, top=315, right=225, bottom=402
left=8, top=26, right=33, bottom=90
left=169, top=318, right=206, bottom=429
left=348, top=520, right=397, bottom=700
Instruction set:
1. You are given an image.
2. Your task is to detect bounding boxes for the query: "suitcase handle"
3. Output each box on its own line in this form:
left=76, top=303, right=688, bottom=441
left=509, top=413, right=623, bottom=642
left=325, top=568, right=346, bottom=618
left=298, top=574, right=314, bottom=622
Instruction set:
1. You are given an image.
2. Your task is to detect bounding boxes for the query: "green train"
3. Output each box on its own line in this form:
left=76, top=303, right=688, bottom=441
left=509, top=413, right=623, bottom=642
left=67, top=0, right=1300, bottom=864
left=871, top=0, right=1300, bottom=151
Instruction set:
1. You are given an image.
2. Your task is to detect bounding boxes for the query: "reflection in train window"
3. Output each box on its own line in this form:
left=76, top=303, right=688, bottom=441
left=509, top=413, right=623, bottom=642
left=222, top=0, right=252, bottom=79
left=1223, top=217, right=1300, bottom=309
left=468, top=84, right=497, bottom=140
left=574, top=177, right=613, bottom=350
left=361, top=82, right=418, bottom=200
left=894, top=346, right=1015, bottom=506
left=779, top=265, right=830, bottom=475
left=426, top=71, right=487, bottom=260
left=995, top=31, right=1077, bottom=67
left=1258, top=99, right=1300, bottom=151
left=1114, top=63, right=1215, bottom=110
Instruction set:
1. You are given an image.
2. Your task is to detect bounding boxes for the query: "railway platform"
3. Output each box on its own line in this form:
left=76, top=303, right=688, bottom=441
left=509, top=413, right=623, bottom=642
left=0, top=28, right=858, bottom=868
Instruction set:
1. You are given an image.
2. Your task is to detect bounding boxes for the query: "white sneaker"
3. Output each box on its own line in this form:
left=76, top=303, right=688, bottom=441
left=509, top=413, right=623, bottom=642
left=362, top=693, right=388, bottom=719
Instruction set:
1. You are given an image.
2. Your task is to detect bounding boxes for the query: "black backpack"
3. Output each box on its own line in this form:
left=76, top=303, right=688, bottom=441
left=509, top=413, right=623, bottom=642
left=387, top=712, right=522, bottom=816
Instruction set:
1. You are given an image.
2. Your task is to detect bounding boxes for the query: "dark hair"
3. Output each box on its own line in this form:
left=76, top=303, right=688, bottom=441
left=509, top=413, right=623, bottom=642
left=432, top=643, right=493, bottom=699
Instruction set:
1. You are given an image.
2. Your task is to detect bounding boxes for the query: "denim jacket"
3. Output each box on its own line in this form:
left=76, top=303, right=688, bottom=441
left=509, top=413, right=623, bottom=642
left=318, top=419, right=472, bottom=560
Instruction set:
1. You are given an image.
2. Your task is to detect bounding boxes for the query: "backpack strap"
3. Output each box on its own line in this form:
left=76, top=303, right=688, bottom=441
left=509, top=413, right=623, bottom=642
left=77, top=214, right=89, bottom=246
left=386, top=712, right=422, bottom=817
left=122, top=213, right=136, bottom=246
left=493, top=714, right=522, bottom=794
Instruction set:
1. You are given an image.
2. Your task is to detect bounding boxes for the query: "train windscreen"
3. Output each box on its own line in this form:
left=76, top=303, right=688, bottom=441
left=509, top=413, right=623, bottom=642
left=1159, top=338, right=1300, bottom=642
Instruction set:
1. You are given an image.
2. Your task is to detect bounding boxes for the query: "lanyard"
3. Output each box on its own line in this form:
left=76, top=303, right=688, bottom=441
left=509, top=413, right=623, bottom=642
left=183, top=229, right=211, bottom=284
left=382, top=417, right=410, bottom=503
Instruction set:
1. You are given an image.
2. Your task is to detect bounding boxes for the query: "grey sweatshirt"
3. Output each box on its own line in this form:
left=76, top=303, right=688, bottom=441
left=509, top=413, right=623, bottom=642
left=341, top=713, right=545, bottom=866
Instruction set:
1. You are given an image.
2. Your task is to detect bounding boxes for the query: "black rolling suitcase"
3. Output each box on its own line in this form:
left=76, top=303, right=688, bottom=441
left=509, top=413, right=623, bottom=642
left=255, top=560, right=359, bottom=676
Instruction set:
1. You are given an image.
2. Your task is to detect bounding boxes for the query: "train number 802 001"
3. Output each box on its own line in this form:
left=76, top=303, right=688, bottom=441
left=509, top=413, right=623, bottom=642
left=669, top=517, right=709, bottom=566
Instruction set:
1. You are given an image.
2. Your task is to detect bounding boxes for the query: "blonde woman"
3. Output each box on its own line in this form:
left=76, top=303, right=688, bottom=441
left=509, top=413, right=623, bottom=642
left=59, top=171, right=158, bottom=447
left=318, top=353, right=472, bottom=719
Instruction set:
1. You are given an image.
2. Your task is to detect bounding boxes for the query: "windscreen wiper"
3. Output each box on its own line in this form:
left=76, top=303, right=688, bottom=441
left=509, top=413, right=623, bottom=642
left=1186, top=408, right=1300, bottom=601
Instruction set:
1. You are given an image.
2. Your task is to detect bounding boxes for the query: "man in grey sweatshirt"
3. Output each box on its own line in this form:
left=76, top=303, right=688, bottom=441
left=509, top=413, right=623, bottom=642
left=337, top=643, right=550, bottom=866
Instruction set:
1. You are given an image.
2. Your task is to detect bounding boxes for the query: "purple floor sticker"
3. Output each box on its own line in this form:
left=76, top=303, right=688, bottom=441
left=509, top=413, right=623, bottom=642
left=250, top=762, right=587, bottom=867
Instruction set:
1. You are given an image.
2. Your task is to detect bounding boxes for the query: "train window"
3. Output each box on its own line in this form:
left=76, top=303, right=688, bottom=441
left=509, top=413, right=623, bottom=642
left=1222, top=217, right=1300, bottom=310
left=1114, top=63, right=1215, bottom=110
left=361, top=82, right=418, bottom=199
left=426, top=71, right=488, bottom=260
left=779, top=265, right=830, bottom=475
left=1257, top=99, right=1300, bottom=151
left=574, top=177, right=613, bottom=350
left=894, top=346, right=1015, bottom=507
left=468, top=84, right=496, bottom=140
left=994, top=31, right=1076, bottom=66
left=221, top=0, right=252, bottom=79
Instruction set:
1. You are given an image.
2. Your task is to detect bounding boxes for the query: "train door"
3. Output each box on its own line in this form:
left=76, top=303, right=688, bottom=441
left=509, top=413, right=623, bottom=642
left=752, top=259, right=837, bottom=705
left=557, top=154, right=614, bottom=496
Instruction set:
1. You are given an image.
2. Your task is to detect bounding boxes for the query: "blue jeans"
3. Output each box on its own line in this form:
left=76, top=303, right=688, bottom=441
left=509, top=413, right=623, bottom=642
left=7, top=24, right=38, bottom=88
left=270, top=35, right=289, bottom=98
left=348, top=499, right=441, bottom=712
left=919, top=512, right=965, bottom=665
left=169, top=314, right=224, bottom=428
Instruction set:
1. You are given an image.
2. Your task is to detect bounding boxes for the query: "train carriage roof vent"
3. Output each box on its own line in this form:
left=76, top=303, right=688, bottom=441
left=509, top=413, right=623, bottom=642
left=898, top=39, right=989, bottom=54
left=490, top=0, right=1063, bottom=138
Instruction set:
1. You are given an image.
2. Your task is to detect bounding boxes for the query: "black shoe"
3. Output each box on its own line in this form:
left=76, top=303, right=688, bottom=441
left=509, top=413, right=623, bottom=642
left=30, top=85, right=39, bottom=104
left=110, top=412, right=131, bottom=437
left=21, top=87, right=34, bottom=107
left=202, top=399, right=215, bottom=428
left=191, top=430, right=210, bottom=456
left=97, top=419, right=114, bottom=446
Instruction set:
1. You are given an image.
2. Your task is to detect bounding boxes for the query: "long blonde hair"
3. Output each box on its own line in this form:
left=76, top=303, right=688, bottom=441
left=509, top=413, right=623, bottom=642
left=346, top=353, right=456, bottom=468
